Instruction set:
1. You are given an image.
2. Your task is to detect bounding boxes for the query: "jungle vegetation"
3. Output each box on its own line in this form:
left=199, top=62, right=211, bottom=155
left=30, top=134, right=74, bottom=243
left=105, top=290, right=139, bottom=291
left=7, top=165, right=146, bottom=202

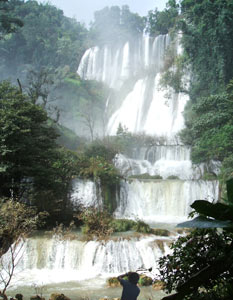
left=151, top=0, right=233, bottom=181
left=0, top=2, right=233, bottom=299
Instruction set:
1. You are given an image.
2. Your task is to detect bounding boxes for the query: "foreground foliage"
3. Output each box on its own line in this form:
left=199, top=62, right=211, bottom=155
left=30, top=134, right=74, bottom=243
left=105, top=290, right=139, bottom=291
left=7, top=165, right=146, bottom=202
left=0, top=198, right=47, bottom=294
left=159, top=229, right=233, bottom=300
left=0, top=199, right=45, bottom=257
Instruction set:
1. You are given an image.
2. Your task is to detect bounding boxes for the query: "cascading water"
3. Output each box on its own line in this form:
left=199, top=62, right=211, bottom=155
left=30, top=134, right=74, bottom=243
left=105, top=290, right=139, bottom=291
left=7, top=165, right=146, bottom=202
left=2, top=234, right=172, bottom=300
left=9, top=235, right=172, bottom=286
left=114, top=179, right=218, bottom=223
left=4, top=33, right=219, bottom=296
left=76, top=33, right=219, bottom=224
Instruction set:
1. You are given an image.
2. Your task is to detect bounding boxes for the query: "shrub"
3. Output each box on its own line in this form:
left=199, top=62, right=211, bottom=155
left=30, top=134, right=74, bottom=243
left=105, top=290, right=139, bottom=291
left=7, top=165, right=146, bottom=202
left=84, top=141, right=117, bottom=162
left=76, top=207, right=113, bottom=240
left=201, top=172, right=217, bottom=181
left=158, top=228, right=233, bottom=299
left=107, top=277, right=120, bottom=287
left=133, top=220, right=152, bottom=233
left=167, top=175, right=180, bottom=180
left=152, top=280, right=165, bottom=290
left=151, top=229, right=170, bottom=236
left=111, top=219, right=135, bottom=232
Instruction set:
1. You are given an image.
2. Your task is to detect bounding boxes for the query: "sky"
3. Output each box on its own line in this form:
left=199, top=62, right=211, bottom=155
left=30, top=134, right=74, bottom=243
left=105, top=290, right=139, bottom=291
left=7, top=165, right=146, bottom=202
left=42, top=0, right=167, bottom=26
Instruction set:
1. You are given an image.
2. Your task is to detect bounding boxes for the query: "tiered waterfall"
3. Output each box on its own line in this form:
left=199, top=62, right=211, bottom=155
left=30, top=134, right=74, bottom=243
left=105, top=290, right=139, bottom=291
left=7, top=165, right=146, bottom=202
left=3, top=34, right=219, bottom=288
left=75, top=33, right=219, bottom=223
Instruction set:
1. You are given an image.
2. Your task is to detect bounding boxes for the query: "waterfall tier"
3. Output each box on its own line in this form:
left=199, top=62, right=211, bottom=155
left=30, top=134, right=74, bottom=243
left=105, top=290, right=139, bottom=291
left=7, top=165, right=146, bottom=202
left=71, top=178, right=218, bottom=224
left=114, top=153, right=202, bottom=180
left=4, top=235, right=172, bottom=287
left=78, top=34, right=187, bottom=138
left=115, top=179, right=218, bottom=223
left=107, top=75, right=188, bottom=137
left=77, top=35, right=170, bottom=90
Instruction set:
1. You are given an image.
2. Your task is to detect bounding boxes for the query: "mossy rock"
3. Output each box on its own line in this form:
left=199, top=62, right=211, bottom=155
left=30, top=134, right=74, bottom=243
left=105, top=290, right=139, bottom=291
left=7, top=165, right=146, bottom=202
left=152, top=228, right=170, bottom=236
left=167, top=175, right=180, bottom=180
left=30, top=297, right=45, bottom=300
left=107, top=277, right=121, bottom=287
left=49, top=294, right=70, bottom=300
left=107, top=276, right=129, bottom=287
left=138, top=275, right=153, bottom=286
left=152, top=280, right=165, bottom=290
left=129, top=173, right=163, bottom=180
left=133, top=220, right=152, bottom=233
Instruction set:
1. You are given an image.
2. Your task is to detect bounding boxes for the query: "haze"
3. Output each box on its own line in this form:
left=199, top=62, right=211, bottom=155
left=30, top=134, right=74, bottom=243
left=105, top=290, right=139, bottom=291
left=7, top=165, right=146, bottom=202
left=45, top=0, right=167, bottom=25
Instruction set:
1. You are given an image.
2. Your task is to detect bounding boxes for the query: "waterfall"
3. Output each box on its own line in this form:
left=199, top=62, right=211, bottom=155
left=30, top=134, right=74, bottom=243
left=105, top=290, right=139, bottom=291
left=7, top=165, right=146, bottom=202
left=78, top=35, right=186, bottom=138
left=77, top=34, right=170, bottom=90
left=71, top=179, right=102, bottom=207
left=4, top=33, right=220, bottom=289
left=76, top=32, right=220, bottom=223
left=4, top=235, right=172, bottom=286
left=114, top=179, right=219, bottom=223
left=113, top=152, right=201, bottom=180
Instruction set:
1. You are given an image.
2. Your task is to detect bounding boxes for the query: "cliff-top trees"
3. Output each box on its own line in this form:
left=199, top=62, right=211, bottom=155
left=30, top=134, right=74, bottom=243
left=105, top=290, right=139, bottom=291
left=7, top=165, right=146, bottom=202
left=0, top=0, right=88, bottom=80
left=146, top=0, right=179, bottom=36
left=0, top=0, right=23, bottom=39
left=89, top=5, right=146, bottom=45
left=180, top=0, right=233, bottom=98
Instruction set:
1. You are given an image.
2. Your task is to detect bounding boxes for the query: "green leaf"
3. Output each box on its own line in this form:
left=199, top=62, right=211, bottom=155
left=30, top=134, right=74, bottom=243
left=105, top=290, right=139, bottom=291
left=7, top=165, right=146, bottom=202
left=177, top=216, right=232, bottom=228
left=191, top=200, right=233, bottom=221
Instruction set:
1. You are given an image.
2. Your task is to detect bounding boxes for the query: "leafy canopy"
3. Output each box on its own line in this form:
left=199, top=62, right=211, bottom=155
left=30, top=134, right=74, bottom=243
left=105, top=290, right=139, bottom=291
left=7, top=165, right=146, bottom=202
left=0, top=81, right=80, bottom=225
left=180, top=81, right=233, bottom=179
left=0, top=0, right=88, bottom=79
left=89, top=5, right=145, bottom=45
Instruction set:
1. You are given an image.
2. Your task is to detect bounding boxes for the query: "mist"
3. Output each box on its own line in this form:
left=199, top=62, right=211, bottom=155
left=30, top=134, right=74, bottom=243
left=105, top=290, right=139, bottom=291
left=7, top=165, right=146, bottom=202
left=39, top=0, right=167, bottom=25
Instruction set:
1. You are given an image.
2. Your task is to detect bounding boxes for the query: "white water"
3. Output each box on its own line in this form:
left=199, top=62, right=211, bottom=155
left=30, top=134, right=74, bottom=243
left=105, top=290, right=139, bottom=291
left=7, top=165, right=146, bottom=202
left=71, top=179, right=102, bottom=207
left=71, top=177, right=218, bottom=224
left=114, top=179, right=218, bottom=223
left=107, top=74, right=188, bottom=137
left=114, top=152, right=201, bottom=180
left=3, top=235, right=172, bottom=288
left=75, top=32, right=220, bottom=224
left=77, top=34, right=170, bottom=90
left=3, top=33, right=220, bottom=296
